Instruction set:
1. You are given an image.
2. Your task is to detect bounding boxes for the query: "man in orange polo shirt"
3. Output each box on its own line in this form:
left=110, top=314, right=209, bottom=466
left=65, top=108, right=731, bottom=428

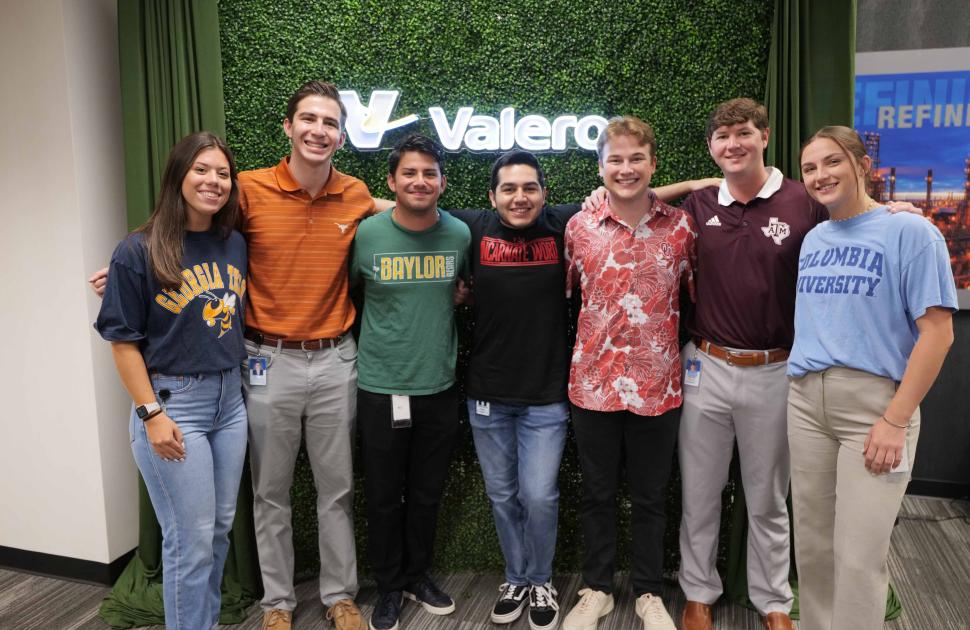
left=241, top=81, right=374, bottom=630
left=91, top=80, right=377, bottom=630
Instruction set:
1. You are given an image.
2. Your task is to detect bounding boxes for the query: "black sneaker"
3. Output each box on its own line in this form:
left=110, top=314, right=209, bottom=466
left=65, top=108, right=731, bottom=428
left=528, top=583, right=560, bottom=630
left=369, top=591, right=403, bottom=630
left=403, top=575, right=455, bottom=615
left=490, top=582, right=529, bottom=624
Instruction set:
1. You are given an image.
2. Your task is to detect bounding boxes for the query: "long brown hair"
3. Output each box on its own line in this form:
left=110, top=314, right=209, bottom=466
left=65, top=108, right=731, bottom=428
left=135, top=132, right=240, bottom=290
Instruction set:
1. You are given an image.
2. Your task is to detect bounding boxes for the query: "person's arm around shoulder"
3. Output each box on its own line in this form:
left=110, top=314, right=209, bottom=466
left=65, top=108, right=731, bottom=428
left=456, top=213, right=473, bottom=282
left=653, top=178, right=722, bottom=203
left=564, top=213, right=583, bottom=298
left=864, top=306, right=953, bottom=474
left=349, top=224, right=365, bottom=289
left=580, top=178, right=721, bottom=212
left=441, top=210, right=480, bottom=305
left=679, top=210, right=699, bottom=303
left=886, top=200, right=923, bottom=217
left=237, top=175, right=251, bottom=230
left=373, top=197, right=394, bottom=213
left=446, top=208, right=488, bottom=226
left=89, top=267, right=109, bottom=298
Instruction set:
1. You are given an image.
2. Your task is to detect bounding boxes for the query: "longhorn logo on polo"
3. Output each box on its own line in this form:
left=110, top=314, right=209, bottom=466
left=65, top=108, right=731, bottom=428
left=339, top=89, right=607, bottom=152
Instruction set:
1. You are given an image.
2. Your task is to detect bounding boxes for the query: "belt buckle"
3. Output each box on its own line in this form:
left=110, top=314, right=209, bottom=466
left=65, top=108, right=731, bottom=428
left=726, top=348, right=763, bottom=367
left=300, top=339, right=320, bottom=352
left=727, top=349, right=770, bottom=367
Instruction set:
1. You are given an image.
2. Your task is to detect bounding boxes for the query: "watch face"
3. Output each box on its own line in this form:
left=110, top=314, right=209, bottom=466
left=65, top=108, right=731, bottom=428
left=136, top=403, right=158, bottom=419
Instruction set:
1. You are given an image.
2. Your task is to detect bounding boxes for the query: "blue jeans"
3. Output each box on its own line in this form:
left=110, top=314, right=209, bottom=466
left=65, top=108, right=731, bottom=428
left=468, top=399, right=568, bottom=585
left=130, top=368, right=248, bottom=630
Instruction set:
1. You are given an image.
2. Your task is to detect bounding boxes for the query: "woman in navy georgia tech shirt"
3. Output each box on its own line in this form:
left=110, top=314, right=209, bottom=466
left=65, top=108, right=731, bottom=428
left=96, top=132, right=249, bottom=630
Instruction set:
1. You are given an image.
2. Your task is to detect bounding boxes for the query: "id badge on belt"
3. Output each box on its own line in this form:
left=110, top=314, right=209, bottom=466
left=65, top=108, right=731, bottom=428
left=684, top=357, right=702, bottom=387
left=248, top=356, right=267, bottom=386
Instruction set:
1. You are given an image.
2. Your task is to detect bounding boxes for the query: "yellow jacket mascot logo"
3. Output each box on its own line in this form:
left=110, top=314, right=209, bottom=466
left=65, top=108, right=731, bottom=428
left=200, top=291, right=237, bottom=338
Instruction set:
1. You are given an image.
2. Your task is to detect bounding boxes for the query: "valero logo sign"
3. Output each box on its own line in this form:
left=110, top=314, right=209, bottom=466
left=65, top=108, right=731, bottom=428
left=339, top=90, right=608, bottom=152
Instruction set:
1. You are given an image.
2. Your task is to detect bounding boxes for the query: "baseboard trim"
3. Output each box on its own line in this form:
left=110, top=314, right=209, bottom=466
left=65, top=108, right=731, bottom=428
left=0, top=546, right=134, bottom=586
left=908, top=479, right=970, bottom=500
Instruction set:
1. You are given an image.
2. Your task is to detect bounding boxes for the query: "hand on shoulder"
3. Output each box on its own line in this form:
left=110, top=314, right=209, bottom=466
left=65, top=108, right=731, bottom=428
left=88, top=267, right=109, bottom=298
left=885, top=200, right=923, bottom=217
left=581, top=186, right=608, bottom=212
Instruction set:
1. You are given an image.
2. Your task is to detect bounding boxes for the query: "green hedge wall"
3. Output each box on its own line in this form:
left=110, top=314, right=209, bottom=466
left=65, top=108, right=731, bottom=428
left=219, top=0, right=773, bottom=579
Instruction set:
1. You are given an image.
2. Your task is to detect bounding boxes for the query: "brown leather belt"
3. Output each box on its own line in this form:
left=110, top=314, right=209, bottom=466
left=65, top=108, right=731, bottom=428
left=245, top=329, right=343, bottom=351
left=694, top=337, right=789, bottom=367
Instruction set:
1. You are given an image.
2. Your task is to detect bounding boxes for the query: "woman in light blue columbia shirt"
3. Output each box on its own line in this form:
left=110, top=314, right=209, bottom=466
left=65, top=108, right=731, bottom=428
left=786, top=125, right=956, bottom=630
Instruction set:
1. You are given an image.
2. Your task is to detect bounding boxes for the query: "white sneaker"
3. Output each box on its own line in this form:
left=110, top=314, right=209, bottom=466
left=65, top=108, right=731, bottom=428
left=634, top=593, right=675, bottom=630
left=562, top=588, right=614, bottom=630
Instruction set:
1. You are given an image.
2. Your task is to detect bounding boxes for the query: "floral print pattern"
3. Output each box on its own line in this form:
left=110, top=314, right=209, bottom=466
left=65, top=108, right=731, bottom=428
left=565, top=194, right=696, bottom=416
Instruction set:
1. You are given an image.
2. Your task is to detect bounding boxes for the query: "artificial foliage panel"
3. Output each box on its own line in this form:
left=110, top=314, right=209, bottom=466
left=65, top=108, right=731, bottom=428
left=219, top=0, right=772, bottom=579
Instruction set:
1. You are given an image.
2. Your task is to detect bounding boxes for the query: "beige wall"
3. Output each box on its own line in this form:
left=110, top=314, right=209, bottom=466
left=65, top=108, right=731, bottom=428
left=0, top=0, right=136, bottom=563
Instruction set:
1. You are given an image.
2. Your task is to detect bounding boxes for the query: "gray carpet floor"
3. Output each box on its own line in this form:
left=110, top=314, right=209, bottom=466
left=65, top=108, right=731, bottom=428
left=1, top=495, right=967, bottom=629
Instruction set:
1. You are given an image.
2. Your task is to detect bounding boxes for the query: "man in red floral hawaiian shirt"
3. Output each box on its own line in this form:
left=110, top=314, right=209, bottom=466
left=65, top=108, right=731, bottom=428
left=561, top=116, right=696, bottom=630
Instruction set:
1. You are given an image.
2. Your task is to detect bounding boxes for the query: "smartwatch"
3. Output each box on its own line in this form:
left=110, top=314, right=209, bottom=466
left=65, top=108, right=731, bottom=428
left=135, top=401, right=162, bottom=421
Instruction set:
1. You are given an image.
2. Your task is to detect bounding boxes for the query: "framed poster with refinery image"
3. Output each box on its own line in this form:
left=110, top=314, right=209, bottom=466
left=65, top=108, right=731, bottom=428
left=855, top=47, right=970, bottom=307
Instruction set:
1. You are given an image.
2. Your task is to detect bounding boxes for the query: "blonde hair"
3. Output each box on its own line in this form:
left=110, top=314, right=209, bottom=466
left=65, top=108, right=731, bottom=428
left=596, top=116, right=657, bottom=161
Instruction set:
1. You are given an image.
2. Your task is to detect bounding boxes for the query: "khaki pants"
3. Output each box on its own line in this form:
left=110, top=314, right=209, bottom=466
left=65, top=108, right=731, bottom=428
left=678, top=340, right=793, bottom=615
left=245, top=335, right=359, bottom=611
left=788, top=368, right=919, bottom=630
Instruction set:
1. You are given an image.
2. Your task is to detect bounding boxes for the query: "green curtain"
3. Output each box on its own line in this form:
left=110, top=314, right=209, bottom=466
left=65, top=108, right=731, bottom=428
left=100, top=1, right=260, bottom=626
left=724, top=0, right=901, bottom=621
left=764, top=0, right=857, bottom=176
left=117, top=0, right=227, bottom=229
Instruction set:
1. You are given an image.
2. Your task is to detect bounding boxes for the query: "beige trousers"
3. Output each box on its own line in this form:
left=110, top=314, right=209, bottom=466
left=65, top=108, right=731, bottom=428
left=245, top=335, right=359, bottom=611
left=788, top=368, right=919, bottom=630
left=678, top=340, right=793, bottom=615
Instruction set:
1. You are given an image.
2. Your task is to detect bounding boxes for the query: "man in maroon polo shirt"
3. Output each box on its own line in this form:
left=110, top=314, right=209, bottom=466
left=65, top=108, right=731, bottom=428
left=676, top=98, right=823, bottom=630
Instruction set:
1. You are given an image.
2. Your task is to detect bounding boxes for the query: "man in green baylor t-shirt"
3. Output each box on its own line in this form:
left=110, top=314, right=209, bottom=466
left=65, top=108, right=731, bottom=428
left=350, top=134, right=471, bottom=630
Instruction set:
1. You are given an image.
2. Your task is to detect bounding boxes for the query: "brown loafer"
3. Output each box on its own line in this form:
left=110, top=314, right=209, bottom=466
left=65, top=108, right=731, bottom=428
left=763, top=611, right=794, bottom=630
left=327, top=599, right=365, bottom=630
left=681, top=601, right=712, bottom=630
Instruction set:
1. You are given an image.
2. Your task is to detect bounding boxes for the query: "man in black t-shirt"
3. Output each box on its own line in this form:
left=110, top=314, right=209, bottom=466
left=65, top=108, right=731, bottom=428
left=452, top=152, right=706, bottom=630
left=450, top=151, right=579, bottom=630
